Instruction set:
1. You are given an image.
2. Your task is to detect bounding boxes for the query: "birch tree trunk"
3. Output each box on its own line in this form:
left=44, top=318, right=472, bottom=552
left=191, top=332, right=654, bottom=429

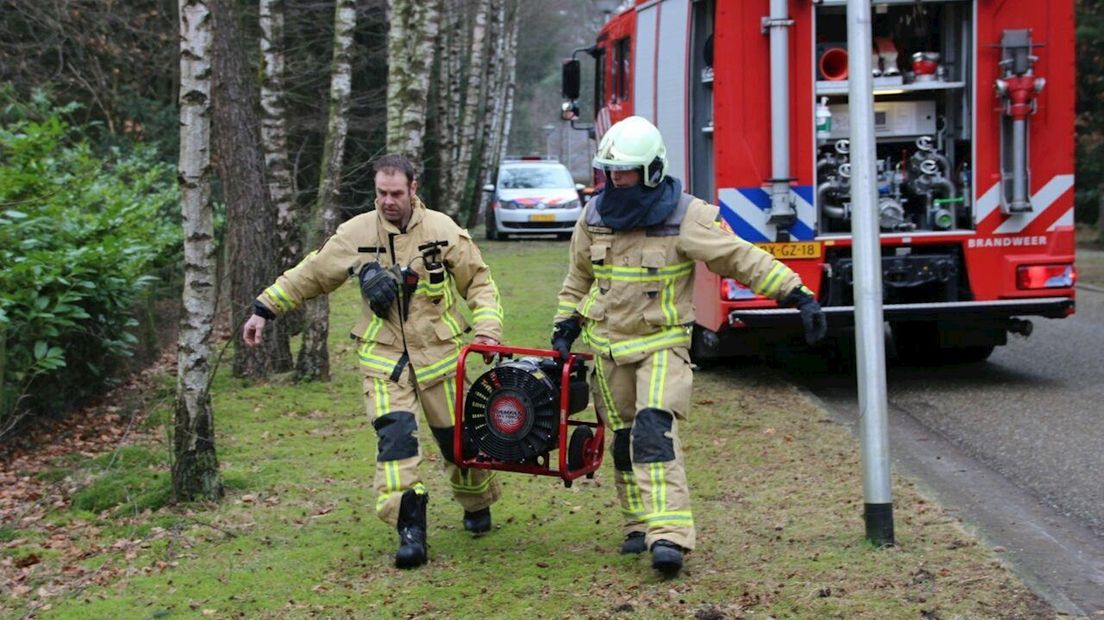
left=259, top=0, right=304, bottom=334
left=174, top=0, right=224, bottom=502
left=296, top=0, right=357, bottom=382
left=386, top=0, right=441, bottom=162
left=496, top=0, right=519, bottom=171
left=212, top=0, right=291, bottom=377
left=443, top=0, right=490, bottom=219
left=467, top=0, right=507, bottom=227
left=429, top=0, right=463, bottom=209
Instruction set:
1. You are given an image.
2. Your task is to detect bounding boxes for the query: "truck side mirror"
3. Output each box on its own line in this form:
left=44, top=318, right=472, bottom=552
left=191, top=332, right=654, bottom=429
left=562, top=59, right=581, bottom=100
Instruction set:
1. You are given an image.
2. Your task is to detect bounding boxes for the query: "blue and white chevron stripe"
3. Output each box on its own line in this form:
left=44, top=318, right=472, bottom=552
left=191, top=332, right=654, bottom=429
left=717, top=186, right=817, bottom=242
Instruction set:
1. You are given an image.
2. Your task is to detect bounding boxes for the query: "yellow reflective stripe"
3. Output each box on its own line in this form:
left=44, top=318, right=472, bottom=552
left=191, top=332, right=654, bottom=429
left=440, top=307, right=463, bottom=337
left=358, top=343, right=399, bottom=374
left=592, top=261, right=694, bottom=282
left=370, top=377, right=390, bottom=417
left=593, top=355, right=624, bottom=429
left=451, top=471, right=497, bottom=494
left=557, top=299, right=578, bottom=316
left=622, top=470, right=645, bottom=516
left=443, top=278, right=454, bottom=308
left=376, top=482, right=426, bottom=512
left=443, top=379, right=456, bottom=419
left=264, top=284, right=295, bottom=312
left=643, top=511, right=694, bottom=526
left=609, top=327, right=690, bottom=359
left=754, top=262, right=789, bottom=297
left=581, top=320, right=611, bottom=351
left=357, top=317, right=400, bottom=373
left=487, top=274, right=502, bottom=315
left=659, top=281, right=678, bottom=325
left=415, top=347, right=460, bottom=384
left=416, top=280, right=449, bottom=296
left=363, top=315, right=383, bottom=339
left=649, top=463, right=664, bottom=516
left=472, top=307, right=503, bottom=324
left=647, top=349, right=668, bottom=409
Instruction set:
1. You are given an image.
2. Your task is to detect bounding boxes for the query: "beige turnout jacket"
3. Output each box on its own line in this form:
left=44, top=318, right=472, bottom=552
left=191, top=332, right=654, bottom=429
left=257, top=198, right=502, bottom=386
left=554, top=193, right=804, bottom=364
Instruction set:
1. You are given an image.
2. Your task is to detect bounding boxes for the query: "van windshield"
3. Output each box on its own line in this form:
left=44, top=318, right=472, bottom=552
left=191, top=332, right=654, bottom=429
left=499, top=165, right=574, bottom=190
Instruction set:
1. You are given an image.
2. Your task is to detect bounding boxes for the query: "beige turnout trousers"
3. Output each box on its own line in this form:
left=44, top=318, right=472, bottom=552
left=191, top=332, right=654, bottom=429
left=363, top=366, right=501, bottom=526
left=590, top=346, right=696, bottom=550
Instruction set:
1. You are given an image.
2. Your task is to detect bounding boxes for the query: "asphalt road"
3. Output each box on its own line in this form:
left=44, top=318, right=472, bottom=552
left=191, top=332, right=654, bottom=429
left=789, top=284, right=1104, bottom=616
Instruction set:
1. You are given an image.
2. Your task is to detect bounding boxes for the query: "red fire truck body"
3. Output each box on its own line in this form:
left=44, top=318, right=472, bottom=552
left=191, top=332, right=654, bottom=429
left=569, top=0, right=1076, bottom=362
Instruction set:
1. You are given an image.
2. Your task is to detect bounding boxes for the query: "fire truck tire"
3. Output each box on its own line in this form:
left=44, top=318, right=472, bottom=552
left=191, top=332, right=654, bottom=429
left=891, top=321, right=995, bottom=365
left=950, top=345, right=995, bottom=364
left=567, top=426, right=594, bottom=472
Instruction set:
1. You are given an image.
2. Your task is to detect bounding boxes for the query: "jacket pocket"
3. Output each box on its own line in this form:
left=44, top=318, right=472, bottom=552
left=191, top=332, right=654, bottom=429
left=640, top=250, right=672, bottom=327
left=353, top=315, right=398, bottom=345
left=590, top=243, right=610, bottom=290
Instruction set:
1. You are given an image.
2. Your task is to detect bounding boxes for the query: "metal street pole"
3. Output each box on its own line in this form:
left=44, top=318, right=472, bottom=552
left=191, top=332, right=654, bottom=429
left=846, top=0, right=894, bottom=546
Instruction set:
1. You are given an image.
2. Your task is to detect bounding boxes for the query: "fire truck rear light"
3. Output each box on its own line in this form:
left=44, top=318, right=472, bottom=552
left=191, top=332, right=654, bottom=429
left=721, top=278, right=762, bottom=301
left=1016, top=264, right=1075, bottom=289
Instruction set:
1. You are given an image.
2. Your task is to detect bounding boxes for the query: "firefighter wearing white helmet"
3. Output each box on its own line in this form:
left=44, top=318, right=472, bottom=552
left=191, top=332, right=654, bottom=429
left=551, top=116, right=826, bottom=578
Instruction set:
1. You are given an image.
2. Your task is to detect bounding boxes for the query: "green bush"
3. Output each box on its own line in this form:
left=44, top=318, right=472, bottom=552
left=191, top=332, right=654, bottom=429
left=0, top=92, right=180, bottom=431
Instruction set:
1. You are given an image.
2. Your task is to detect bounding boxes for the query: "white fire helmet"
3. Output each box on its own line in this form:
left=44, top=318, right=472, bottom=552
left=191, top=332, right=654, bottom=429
left=592, top=116, right=668, bottom=188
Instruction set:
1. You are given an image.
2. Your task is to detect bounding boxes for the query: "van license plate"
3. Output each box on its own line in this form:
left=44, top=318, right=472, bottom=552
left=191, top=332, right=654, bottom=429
left=529, top=213, right=556, bottom=222
left=756, top=242, right=821, bottom=259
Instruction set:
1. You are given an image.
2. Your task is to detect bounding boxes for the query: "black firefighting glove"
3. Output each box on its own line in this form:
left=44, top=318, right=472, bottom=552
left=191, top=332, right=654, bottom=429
left=781, top=286, right=827, bottom=346
left=358, top=261, right=400, bottom=318
left=551, top=317, right=582, bottom=362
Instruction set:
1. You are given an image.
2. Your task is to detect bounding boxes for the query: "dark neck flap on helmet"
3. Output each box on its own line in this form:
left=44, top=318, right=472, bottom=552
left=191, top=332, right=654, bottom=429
left=593, top=176, right=681, bottom=231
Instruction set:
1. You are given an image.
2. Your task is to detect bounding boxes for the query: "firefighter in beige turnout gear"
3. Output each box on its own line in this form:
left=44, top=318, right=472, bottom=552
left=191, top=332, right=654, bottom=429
left=243, top=155, right=504, bottom=569
left=551, top=117, right=826, bottom=578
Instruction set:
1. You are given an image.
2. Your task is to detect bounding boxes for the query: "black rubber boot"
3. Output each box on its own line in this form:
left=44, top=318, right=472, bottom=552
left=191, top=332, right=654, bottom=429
left=620, top=531, right=646, bottom=555
left=394, top=490, right=428, bottom=569
left=462, top=507, right=492, bottom=535
left=650, top=540, right=684, bottom=578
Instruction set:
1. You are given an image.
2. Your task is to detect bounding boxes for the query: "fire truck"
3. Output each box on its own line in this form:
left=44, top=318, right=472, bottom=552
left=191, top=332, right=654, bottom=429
left=561, top=0, right=1076, bottom=364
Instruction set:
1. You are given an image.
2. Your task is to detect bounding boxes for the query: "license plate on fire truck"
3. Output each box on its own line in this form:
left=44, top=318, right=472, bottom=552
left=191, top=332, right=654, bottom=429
left=529, top=213, right=556, bottom=222
left=755, top=242, right=821, bottom=259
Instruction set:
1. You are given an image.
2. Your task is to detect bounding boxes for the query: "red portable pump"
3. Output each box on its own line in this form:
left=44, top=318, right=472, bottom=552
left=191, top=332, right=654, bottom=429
left=452, top=343, right=603, bottom=487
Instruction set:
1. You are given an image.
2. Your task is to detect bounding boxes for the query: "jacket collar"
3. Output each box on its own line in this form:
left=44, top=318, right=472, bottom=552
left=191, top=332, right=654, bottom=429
left=377, top=195, right=427, bottom=234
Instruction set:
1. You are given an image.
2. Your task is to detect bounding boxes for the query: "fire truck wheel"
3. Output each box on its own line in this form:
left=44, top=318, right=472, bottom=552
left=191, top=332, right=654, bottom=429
left=567, top=426, right=594, bottom=472
left=950, top=345, right=995, bottom=364
left=892, top=321, right=995, bottom=365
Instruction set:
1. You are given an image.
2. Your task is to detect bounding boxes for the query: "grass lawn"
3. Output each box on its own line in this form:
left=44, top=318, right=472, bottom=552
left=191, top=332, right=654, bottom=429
left=1, top=238, right=1054, bottom=619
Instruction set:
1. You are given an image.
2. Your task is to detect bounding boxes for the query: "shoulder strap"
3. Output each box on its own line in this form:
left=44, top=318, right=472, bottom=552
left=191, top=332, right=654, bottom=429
left=647, top=193, right=694, bottom=237
left=584, top=194, right=606, bottom=227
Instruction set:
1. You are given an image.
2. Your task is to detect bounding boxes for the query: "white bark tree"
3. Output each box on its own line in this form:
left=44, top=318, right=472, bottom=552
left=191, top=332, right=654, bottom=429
left=386, top=0, right=441, bottom=162
left=259, top=0, right=301, bottom=286
left=469, top=0, right=519, bottom=227
left=443, top=0, right=490, bottom=219
left=173, top=0, right=224, bottom=502
left=429, top=0, right=464, bottom=210
left=296, top=0, right=357, bottom=382
left=424, top=0, right=519, bottom=224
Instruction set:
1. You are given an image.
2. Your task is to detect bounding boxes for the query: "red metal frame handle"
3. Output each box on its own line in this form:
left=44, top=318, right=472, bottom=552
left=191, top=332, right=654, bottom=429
left=453, top=344, right=593, bottom=467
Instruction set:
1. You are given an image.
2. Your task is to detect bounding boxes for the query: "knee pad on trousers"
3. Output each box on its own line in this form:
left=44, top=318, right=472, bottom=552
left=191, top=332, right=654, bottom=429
left=373, top=411, right=419, bottom=461
left=613, top=428, right=633, bottom=472
left=631, top=408, right=675, bottom=464
left=430, top=426, right=457, bottom=464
